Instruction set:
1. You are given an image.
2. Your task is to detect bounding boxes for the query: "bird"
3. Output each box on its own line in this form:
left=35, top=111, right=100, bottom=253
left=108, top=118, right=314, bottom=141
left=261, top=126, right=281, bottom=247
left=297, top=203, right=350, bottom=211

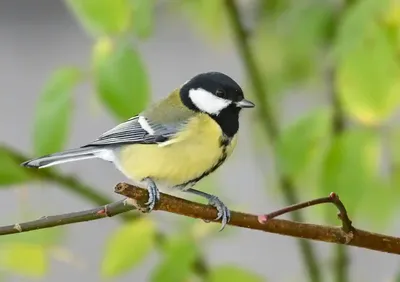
left=21, top=71, right=255, bottom=230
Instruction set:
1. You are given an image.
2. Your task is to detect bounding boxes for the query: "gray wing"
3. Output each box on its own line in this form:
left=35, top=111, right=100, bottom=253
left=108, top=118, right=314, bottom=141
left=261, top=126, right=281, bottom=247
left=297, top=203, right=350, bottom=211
left=81, top=115, right=188, bottom=147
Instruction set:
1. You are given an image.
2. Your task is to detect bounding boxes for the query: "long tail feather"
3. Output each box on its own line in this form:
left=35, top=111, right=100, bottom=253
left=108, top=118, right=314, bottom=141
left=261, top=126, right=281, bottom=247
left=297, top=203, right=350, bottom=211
left=20, top=147, right=103, bottom=169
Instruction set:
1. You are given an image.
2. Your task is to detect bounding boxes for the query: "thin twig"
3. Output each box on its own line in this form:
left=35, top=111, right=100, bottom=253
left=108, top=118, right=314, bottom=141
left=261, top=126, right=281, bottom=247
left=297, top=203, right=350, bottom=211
left=259, top=192, right=354, bottom=233
left=224, top=1, right=322, bottom=281
left=115, top=183, right=400, bottom=254
left=0, top=200, right=134, bottom=236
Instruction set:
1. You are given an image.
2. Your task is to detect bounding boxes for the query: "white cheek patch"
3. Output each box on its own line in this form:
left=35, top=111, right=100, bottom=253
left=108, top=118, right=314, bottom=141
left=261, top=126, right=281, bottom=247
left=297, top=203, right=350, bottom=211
left=189, top=88, right=231, bottom=115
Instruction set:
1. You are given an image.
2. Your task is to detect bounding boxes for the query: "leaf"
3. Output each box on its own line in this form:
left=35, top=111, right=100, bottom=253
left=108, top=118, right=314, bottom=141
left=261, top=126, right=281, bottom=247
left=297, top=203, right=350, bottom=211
left=334, top=0, right=390, bottom=59
left=209, top=265, right=264, bottom=282
left=151, top=235, right=198, bottom=282
left=101, top=218, right=156, bottom=277
left=276, top=109, right=331, bottom=179
left=66, top=0, right=131, bottom=36
left=174, top=0, right=228, bottom=42
left=357, top=179, right=398, bottom=228
left=251, top=1, right=331, bottom=97
left=129, top=0, right=154, bottom=38
left=0, top=243, right=47, bottom=277
left=335, top=0, right=400, bottom=125
left=382, top=0, right=400, bottom=28
left=33, top=67, right=82, bottom=156
left=93, top=39, right=150, bottom=120
left=320, top=129, right=380, bottom=217
left=0, top=148, right=32, bottom=186
left=336, top=26, right=400, bottom=125
left=278, top=1, right=332, bottom=83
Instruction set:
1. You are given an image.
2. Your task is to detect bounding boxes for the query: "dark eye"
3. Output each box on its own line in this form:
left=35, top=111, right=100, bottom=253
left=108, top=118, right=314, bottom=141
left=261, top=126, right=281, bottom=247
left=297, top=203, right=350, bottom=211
left=215, top=89, right=226, bottom=98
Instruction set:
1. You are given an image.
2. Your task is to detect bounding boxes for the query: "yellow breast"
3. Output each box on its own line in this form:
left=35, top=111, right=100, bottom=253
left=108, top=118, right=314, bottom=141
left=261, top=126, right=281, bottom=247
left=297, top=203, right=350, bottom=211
left=118, top=114, right=238, bottom=188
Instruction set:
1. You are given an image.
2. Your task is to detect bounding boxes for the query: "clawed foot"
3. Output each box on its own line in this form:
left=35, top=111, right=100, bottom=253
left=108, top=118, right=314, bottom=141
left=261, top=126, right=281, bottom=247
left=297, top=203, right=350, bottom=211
left=208, top=196, right=231, bottom=231
left=140, top=178, right=160, bottom=213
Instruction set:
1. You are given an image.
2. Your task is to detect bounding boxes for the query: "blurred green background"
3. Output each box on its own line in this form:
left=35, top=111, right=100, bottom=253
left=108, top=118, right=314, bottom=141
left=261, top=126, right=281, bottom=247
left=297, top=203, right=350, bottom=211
left=1, top=0, right=400, bottom=281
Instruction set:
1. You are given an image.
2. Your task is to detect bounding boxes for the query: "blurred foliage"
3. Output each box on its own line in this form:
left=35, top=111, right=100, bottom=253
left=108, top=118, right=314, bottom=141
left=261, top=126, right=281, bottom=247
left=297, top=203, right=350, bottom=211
left=320, top=129, right=381, bottom=215
left=209, top=265, right=264, bottom=282
left=0, top=243, right=47, bottom=277
left=0, top=147, right=33, bottom=186
left=66, top=0, right=132, bottom=36
left=151, top=235, right=199, bottom=282
left=33, top=67, right=83, bottom=156
left=101, top=218, right=156, bottom=277
left=2, top=0, right=400, bottom=281
left=0, top=223, right=65, bottom=280
left=335, top=0, right=400, bottom=125
left=276, top=108, right=332, bottom=181
left=92, top=37, right=150, bottom=120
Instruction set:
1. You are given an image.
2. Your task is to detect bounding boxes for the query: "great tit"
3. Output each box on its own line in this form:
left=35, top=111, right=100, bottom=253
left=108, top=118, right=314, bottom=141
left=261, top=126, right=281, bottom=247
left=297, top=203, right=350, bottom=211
left=21, top=71, right=255, bottom=230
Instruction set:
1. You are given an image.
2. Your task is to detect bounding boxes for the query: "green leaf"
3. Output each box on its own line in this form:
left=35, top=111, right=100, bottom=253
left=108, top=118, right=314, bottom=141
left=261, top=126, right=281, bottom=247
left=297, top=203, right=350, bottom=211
left=276, top=109, right=331, bottom=179
left=210, top=265, right=264, bottom=282
left=0, top=148, right=32, bottom=186
left=66, top=0, right=131, bottom=36
left=0, top=243, right=48, bottom=277
left=33, top=67, right=82, bottom=156
left=278, top=1, right=332, bottom=83
left=151, top=235, right=198, bottom=282
left=101, top=218, right=156, bottom=277
left=320, top=129, right=380, bottom=217
left=251, top=1, right=331, bottom=97
left=129, top=0, right=154, bottom=38
left=93, top=39, right=150, bottom=120
left=357, top=179, right=398, bottom=228
left=175, top=0, right=228, bottom=42
left=334, top=0, right=390, bottom=59
left=335, top=0, right=400, bottom=125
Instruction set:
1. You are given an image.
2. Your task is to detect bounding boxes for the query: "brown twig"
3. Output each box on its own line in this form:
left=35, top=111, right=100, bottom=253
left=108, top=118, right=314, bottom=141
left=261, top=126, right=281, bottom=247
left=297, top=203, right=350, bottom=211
left=115, top=183, right=400, bottom=255
left=1, top=182, right=399, bottom=255
left=258, top=192, right=354, bottom=233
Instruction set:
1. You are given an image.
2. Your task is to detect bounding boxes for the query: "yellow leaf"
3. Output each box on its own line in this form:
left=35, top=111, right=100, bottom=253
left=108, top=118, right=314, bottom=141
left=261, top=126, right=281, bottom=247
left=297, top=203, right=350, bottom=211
left=0, top=243, right=48, bottom=277
left=336, top=24, right=400, bottom=125
left=383, top=0, right=400, bottom=27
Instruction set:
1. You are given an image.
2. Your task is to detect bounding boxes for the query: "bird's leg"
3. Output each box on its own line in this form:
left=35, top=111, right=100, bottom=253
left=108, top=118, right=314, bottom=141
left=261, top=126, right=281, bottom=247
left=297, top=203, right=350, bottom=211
left=142, top=177, right=160, bottom=212
left=184, top=188, right=231, bottom=231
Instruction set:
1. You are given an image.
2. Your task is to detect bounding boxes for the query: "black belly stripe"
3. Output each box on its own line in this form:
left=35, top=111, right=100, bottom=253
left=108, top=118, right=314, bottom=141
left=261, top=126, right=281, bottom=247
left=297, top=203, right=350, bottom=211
left=176, top=136, right=230, bottom=189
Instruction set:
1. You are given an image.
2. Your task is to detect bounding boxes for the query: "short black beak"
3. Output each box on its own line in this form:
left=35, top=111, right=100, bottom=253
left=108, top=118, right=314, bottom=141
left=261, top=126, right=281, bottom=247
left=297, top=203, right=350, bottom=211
left=236, top=99, right=255, bottom=108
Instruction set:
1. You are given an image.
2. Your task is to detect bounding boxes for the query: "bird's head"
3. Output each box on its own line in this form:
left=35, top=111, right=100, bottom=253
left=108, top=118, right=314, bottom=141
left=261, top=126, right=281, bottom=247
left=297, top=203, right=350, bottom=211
left=180, top=72, right=255, bottom=116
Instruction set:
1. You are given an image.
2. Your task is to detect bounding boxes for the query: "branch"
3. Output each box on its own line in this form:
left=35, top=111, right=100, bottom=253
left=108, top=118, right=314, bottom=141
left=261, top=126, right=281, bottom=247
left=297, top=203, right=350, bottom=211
left=115, top=183, right=400, bottom=255
left=0, top=200, right=134, bottom=236
left=1, top=182, right=400, bottom=255
left=258, top=192, right=354, bottom=234
left=224, top=1, right=322, bottom=281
